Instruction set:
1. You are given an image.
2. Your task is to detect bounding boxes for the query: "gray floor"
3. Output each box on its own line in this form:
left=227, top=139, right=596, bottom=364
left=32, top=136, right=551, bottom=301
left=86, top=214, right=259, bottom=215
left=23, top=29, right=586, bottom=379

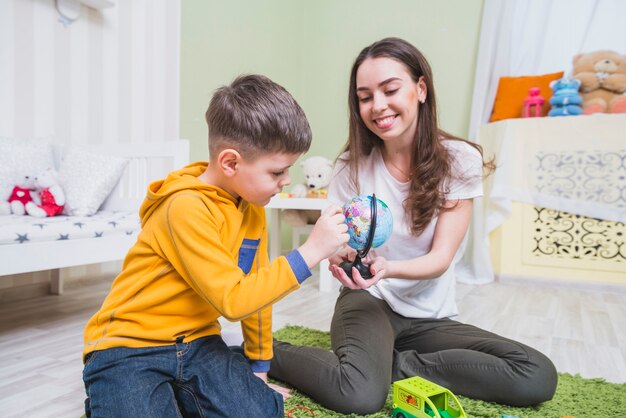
left=0, top=271, right=625, bottom=418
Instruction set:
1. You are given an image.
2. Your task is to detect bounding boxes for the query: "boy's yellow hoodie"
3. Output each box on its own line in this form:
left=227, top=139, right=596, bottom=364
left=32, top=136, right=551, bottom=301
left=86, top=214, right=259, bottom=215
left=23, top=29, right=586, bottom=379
left=83, top=162, right=310, bottom=371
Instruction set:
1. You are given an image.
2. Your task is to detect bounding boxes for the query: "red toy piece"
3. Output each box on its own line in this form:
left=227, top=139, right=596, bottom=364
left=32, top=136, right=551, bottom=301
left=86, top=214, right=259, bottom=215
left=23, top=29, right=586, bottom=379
left=522, top=87, right=545, bottom=117
left=286, top=405, right=315, bottom=417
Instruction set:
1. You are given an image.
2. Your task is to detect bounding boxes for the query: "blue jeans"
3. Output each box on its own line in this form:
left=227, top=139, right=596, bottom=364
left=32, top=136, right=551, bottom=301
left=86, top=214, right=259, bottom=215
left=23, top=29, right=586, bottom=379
left=83, top=335, right=283, bottom=418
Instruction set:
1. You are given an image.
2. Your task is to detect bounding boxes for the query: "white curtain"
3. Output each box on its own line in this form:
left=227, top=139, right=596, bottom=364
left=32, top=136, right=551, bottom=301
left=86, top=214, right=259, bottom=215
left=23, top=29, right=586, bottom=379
left=468, top=0, right=626, bottom=141
left=458, top=0, right=626, bottom=284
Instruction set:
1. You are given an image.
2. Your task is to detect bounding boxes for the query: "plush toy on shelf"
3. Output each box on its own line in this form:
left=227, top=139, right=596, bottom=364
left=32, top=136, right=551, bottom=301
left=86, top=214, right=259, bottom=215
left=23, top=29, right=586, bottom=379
left=288, top=156, right=334, bottom=198
left=282, top=156, right=334, bottom=227
left=25, top=168, right=65, bottom=218
left=572, top=50, right=626, bottom=114
left=1, top=174, right=39, bottom=216
left=548, top=77, right=583, bottom=117
left=522, top=87, right=545, bottom=118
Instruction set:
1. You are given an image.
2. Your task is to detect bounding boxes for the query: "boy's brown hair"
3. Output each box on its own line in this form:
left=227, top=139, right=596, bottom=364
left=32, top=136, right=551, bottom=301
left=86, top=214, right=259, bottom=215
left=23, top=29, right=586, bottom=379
left=206, top=74, right=312, bottom=160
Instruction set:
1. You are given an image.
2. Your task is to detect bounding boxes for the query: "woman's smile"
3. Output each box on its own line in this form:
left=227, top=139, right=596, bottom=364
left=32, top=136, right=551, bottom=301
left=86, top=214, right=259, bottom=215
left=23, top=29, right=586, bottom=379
left=374, top=114, right=397, bottom=129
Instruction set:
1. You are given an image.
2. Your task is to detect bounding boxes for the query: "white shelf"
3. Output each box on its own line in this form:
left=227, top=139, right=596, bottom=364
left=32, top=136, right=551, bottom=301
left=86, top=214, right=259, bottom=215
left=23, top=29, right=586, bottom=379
left=266, top=197, right=330, bottom=210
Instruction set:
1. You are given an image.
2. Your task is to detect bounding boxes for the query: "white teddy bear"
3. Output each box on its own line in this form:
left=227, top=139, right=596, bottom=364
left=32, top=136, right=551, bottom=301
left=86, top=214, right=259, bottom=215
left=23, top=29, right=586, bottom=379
left=0, top=174, right=39, bottom=216
left=282, top=156, right=334, bottom=227
left=25, top=168, right=66, bottom=218
left=289, top=156, right=334, bottom=198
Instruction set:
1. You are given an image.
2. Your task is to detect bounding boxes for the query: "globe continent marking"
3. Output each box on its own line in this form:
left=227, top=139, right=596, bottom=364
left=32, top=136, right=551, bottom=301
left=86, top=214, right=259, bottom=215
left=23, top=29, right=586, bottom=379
left=342, top=195, right=393, bottom=252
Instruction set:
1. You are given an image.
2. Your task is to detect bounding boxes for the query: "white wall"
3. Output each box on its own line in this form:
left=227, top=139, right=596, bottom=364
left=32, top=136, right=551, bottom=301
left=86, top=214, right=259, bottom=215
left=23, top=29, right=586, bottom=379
left=0, top=0, right=179, bottom=144
left=0, top=0, right=180, bottom=292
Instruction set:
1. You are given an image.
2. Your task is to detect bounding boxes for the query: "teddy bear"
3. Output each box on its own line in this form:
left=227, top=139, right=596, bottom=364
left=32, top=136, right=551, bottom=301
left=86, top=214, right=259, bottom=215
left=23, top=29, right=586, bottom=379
left=572, top=50, right=626, bottom=115
left=282, top=156, right=334, bottom=227
left=548, top=77, right=583, bottom=117
left=25, top=168, right=65, bottom=218
left=1, top=174, right=40, bottom=216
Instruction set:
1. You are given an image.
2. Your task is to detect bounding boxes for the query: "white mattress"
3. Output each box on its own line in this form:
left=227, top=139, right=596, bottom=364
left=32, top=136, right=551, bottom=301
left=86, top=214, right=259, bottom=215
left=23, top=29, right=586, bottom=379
left=0, top=211, right=140, bottom=245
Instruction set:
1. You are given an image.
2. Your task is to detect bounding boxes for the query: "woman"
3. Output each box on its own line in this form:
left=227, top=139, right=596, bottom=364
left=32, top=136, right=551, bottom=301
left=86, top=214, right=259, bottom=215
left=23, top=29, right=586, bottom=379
left=270, top=37, right=557, bottom=415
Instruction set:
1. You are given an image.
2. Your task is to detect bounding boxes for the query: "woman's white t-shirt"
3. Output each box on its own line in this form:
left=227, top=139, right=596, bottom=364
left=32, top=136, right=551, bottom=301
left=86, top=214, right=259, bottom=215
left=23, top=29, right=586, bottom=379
left=328, top=140, right=483, bottom=319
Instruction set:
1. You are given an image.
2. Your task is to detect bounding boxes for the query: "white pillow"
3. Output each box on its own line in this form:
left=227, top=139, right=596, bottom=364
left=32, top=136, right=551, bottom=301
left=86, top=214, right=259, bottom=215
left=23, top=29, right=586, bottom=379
left=58, top=148, right=129, bottom=216
left=0, top=136, right=56, bottom=188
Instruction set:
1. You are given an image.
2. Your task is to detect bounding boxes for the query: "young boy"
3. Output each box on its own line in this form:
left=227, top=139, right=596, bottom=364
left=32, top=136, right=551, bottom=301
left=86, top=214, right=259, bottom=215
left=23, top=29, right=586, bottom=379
left=82, top=74, right=348, bottom=417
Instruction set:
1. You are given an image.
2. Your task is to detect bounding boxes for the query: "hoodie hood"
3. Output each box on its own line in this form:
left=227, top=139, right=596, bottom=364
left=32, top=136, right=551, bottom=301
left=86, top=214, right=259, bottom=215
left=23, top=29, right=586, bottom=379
left=139, top=162, right=238, bottom=226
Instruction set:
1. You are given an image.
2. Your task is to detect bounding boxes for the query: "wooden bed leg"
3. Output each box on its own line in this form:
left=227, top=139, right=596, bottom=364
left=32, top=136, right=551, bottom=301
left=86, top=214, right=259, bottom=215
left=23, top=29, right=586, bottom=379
left=49, top=269, right=63, bottom=295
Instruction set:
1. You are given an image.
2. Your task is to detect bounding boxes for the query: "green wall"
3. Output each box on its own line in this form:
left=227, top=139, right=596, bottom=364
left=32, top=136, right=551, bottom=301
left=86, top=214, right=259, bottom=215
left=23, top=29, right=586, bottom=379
left=180, top=0, right=484, bottom=251
left=180, top=0, right=484, bottom=166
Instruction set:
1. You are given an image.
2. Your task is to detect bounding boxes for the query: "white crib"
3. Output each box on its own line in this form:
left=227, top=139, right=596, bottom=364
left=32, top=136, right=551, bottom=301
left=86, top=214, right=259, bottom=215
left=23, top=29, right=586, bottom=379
left=0, top=139, right=189, bottom=294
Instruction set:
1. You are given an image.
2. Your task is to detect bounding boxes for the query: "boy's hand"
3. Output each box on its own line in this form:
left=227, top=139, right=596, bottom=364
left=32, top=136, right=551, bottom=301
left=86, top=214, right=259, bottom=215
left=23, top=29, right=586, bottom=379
left=327, top=245, right=356, bottom=266
left=298, top=205, right=348, bottom=268
left=268, top=382, right=292, bottom=400
left=254, top=372, right=292, bottom=400
left=254, top=371, right=269, bottom=382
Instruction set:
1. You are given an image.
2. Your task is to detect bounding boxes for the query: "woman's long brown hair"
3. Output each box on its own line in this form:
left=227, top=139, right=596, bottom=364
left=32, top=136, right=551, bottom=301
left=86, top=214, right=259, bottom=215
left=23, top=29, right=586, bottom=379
left=342, top=37, right=494, bottom=235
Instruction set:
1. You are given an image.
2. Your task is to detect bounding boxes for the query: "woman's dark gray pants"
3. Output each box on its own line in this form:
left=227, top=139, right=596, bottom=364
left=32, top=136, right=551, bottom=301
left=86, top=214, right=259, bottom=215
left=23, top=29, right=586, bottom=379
left=270, top=288, right=557, bottom=415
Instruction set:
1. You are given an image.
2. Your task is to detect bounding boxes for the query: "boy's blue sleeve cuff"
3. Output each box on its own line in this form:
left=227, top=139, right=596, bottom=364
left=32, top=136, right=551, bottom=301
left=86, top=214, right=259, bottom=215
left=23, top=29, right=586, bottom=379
left=249, top=359, right=271, bottom=373
left=285, top=250, right=312, bottom=284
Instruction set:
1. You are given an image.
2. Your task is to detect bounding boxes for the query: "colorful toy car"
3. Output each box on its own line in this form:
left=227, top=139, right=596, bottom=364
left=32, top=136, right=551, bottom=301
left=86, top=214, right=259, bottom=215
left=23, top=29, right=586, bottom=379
left=391, top=375, right=467, bottom=418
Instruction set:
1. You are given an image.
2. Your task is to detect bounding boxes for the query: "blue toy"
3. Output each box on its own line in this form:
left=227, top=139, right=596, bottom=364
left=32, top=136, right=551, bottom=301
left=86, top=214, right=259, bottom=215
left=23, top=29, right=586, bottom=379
left=548, top=77, right=583, bottom=116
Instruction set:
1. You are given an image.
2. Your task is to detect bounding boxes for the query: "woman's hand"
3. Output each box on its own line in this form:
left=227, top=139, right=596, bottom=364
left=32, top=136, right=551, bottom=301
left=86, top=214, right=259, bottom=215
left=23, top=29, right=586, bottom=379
left=254, top=372, right=292, bottom=400
left=366, top=255, right=390, bottom=281
left=329, top=255, right=389, bottom=290
left=327, top=245, right=356, bottom=266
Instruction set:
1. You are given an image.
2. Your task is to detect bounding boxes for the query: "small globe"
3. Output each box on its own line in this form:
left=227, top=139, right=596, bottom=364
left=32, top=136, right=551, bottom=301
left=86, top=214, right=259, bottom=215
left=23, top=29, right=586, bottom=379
left=343, top=195, right=393, bottom=252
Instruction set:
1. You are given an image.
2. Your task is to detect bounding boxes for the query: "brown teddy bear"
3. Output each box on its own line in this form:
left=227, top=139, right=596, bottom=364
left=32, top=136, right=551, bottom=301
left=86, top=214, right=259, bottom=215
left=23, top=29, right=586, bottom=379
left=572, top=50, right=626, bottom=114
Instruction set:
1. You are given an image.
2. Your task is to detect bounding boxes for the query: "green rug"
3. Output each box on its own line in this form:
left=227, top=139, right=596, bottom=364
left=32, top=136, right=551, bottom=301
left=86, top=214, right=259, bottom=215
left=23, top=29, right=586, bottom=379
left=275, top=325, right=626, bottom=418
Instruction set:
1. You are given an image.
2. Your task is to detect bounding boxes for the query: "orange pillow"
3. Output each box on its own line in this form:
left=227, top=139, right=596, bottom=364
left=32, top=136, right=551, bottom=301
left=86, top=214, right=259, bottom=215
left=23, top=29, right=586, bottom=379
left=489, top=71, right=564, bottom=122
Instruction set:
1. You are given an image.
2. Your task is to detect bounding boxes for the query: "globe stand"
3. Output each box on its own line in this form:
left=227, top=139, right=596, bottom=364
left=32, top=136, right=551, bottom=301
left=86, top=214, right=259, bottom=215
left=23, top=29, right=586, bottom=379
left=339, top=193, right=377, bottom=280
left=340, top=253, right=373, bottom=279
